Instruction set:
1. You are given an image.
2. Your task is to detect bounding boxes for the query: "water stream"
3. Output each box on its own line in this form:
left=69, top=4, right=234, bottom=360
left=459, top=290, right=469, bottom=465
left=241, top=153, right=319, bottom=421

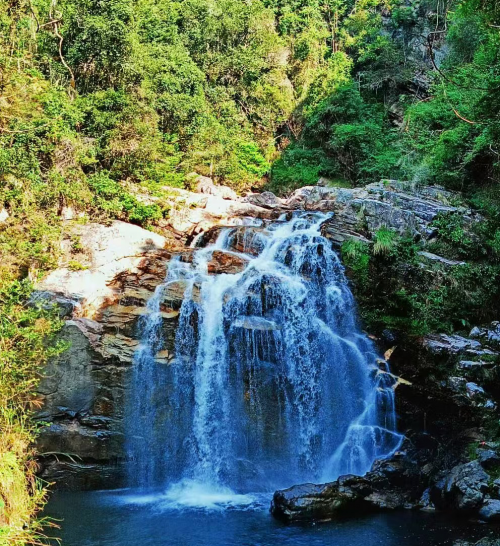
left=126, top=212, right=403, bottom=505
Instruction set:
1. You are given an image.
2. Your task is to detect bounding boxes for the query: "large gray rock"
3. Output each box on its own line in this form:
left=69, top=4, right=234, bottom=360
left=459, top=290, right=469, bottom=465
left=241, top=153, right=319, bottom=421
left=36, top=221, right=168, bottom=316
left=477, top=449, right=500, bottom=471
left=423, top=334, right=482, bottom=356
left=431, top=461, right=489, bottom=512
left=479, top=499, right=500, bottom=522
left=285, top=180, right=476, bottom=244
left=243, top=191, right=283, bottom=209
left=195, top=174, right=238, bottom=200
left=469, top=322, right=500, bottom=350
left=271, top=457, right=421, bottom=522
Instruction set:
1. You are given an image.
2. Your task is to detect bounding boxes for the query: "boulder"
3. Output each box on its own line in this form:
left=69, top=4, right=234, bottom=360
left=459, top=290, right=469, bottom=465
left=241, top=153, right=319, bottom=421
left=423, top=334, right=482, bottom=356
left=195, top=175, right=238, bottom=200
left=479, top=499, right=500, bottom=522
left=271, top=481, right=359, bottom=522
left=226, top=226, right=267, bottom=256
left=477, top=449, right=500, bottom=471
left=36, top=221, right=168, bottom=316
left=431, top=461, right=489, bottom=512
left=243, top=191, right=283, bottom=209
left=271, top=456, right=421, bottom=522
left=469, top=322, right=500, bottom=351
left=466, top=382, right=486, bottom=399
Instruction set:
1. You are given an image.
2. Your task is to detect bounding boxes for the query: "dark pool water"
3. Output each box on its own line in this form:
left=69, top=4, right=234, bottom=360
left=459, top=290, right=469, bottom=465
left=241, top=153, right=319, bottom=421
left=45, top=489, right=500, bottom=546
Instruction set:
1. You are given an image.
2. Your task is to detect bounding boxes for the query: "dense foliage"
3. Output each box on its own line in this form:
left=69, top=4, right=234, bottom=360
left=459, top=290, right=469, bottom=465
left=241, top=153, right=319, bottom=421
left=0, top=0, right=499, bottom=542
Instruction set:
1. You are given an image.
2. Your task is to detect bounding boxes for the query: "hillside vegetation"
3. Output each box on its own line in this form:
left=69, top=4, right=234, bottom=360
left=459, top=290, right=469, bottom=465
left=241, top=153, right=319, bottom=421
left=0, top=0, right=499, bottom=542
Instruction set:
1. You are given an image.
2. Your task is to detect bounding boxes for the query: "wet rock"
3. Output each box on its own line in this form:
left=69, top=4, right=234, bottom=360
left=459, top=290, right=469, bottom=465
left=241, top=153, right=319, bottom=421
left=468, top=322, right=500, bottom=351
left=466, top=382, right=486, bottom=399
left=477, top=449, right=500, bottom=471
left=418, top=488, right=436, bottom=511
left=431, top=461, right=489, bottom=512
left=271, top=481, right=360, bottom=522
left=243, top=191, right=283, bottom=209
left=162, top=280, right=201, bottom=305
left=479, top=499, right=500, bottom=522
left=271, top=457, right=421, bottom=522
left=207, top=250, right=248, bottom=275
left=423, top=334, right=482, bottom=356
left=34, top=231, right=182, bottom=489
left=233, top=316, right=281, bottom=331
left=226, top=226, right=267, bottom=256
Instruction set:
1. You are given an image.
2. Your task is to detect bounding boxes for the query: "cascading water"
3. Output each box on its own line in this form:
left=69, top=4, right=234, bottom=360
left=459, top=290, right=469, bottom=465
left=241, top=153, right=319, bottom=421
left=126, top=212, right=403, bottom=504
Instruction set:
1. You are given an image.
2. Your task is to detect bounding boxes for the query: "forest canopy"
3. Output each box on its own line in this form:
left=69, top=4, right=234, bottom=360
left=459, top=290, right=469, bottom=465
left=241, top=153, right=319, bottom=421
left=1, top=0, right=497, bottom=204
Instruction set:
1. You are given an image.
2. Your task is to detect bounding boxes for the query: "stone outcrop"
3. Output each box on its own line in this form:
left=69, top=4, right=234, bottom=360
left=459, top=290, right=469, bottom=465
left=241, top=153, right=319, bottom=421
left=431, top=461, right=490, bottom=512
left=207, top=251, right=248, bottom=275
left=35, top=254, right=181, bottom=488
left=271, top=455, right=421, bottom=522
left=36, top=220, right=169, bottom=317
left=153, top=178, right=479, bottom=252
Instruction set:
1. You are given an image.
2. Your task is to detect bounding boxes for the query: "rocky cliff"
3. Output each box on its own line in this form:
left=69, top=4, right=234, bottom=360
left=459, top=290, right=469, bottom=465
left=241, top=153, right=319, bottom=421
left=35, top=180, right=500, bottom=522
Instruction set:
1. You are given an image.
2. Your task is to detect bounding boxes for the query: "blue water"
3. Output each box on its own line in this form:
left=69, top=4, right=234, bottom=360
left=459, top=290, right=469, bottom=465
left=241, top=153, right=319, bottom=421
left=46, top=489, right=494, bottom=546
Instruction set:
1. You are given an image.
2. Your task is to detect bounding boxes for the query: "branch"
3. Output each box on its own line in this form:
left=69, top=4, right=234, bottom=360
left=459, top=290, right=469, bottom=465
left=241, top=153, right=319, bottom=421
left=451, top=107, right=478, bottom=124
left=53, top=21, right=76, bottom=90
left=38, top=19, right=62, bottom=29
left=425, top=34, right=496, bottom=92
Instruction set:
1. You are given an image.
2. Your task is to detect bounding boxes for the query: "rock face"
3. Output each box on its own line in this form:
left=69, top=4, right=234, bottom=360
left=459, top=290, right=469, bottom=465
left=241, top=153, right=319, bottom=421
left=36, top=220, right=169, bottom=317
left=159, top=178, right=480, bottom=250
left=285, top=180, right=475, bottom=245
left=479, top=500, right=500, bottom=522
left=35, top=255, right=180, bottom=488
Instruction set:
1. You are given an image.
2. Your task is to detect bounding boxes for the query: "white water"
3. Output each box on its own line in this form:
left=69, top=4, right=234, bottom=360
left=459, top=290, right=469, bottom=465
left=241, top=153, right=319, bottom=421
left=126, top=212, right=403, bottom=508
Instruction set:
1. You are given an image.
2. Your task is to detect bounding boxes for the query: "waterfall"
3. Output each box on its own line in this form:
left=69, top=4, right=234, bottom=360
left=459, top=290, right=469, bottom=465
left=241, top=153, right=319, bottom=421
left=126, top=212, right=403, bottom=501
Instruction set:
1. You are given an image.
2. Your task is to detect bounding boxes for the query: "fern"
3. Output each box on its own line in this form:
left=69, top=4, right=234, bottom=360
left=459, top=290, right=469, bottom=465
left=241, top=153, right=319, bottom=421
left=373, top=226, right=399, bottom=256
